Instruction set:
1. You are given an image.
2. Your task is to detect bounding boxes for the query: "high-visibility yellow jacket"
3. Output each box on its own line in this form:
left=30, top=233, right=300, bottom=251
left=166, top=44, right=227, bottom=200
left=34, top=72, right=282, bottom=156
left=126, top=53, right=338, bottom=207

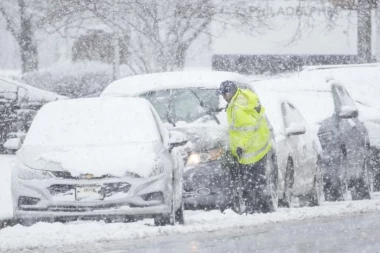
left=227, top=88, right=272, bottom=164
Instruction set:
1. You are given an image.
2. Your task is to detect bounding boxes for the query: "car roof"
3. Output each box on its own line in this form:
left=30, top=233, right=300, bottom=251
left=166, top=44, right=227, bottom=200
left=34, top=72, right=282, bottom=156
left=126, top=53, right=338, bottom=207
left=0, top=76, right=67, bottom=102
left=42, top=96, right=153, bottom=113
left=100, top=71, right=251, bottom=97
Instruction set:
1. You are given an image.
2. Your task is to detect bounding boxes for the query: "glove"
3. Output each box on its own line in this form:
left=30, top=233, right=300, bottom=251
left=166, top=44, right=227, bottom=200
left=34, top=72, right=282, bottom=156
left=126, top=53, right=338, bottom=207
left=236, top=147, right=243, bottom=159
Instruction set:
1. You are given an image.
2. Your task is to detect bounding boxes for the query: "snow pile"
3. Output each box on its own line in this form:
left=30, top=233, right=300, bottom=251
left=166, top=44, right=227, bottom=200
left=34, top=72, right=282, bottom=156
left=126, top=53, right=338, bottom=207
left=2, top=198, right=380, bottom=251
left=0, top=155, right=15, bottom=220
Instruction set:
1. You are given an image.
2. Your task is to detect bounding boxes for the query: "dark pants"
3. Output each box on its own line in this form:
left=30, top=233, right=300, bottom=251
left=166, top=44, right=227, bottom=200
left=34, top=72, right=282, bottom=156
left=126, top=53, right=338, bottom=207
left=225, top=154, right=270, bottom=214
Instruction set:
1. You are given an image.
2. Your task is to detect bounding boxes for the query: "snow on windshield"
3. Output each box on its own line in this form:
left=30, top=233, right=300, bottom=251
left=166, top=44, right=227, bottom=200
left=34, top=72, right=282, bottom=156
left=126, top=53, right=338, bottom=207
left=23, top=98, right=160, bottom=146
left=140, top=88, right=227, bottom=125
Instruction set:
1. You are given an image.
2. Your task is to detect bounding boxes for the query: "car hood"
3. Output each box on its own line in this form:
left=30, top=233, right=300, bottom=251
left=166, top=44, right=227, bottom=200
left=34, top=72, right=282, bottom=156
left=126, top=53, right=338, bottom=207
left=170, top=124, right=228, bottom=151
left=18, top=143, right=162, bottom=178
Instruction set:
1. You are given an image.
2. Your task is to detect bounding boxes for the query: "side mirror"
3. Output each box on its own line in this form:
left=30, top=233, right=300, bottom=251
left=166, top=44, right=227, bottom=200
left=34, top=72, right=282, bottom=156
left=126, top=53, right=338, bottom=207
left=285, top=123, right=306, bottom=136
left=339, top=106, right=358, bottom=119
left=4, top=138, right=22, bottom=151
left=168, top=131, right=188, bottom=152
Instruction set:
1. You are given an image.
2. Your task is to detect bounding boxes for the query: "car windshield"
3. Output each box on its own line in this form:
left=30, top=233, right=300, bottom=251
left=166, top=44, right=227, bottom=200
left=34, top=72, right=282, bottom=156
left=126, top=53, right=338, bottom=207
left=23, top=99, right=159, bottom=146
left=140, top=88, right=226, bottom=125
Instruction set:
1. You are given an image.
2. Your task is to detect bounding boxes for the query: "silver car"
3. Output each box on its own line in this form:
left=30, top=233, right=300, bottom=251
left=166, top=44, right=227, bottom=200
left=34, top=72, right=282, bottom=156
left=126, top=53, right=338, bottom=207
left=257, top=91, right=324, bottom=207
left=7, top=97, right=187, bottom=226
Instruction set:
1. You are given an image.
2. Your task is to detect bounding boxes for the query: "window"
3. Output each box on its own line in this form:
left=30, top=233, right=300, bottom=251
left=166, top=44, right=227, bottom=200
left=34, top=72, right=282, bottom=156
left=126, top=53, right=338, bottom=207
left=141, top=88, right=221, bottom=124
left=335, top=85, right=356, bottom=107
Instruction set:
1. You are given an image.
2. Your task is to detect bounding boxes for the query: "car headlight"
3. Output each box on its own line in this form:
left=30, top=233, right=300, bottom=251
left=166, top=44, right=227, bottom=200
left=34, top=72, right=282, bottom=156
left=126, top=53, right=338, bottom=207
left=17, top=163, right=53, bottom=180
left=186, top=148, right=224, bottom=167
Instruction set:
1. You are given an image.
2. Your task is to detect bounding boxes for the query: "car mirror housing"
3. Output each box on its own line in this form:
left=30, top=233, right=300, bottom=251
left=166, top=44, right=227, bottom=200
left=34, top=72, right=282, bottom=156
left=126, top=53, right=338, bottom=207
left=285, top=123, right=306, bottom=136
left=339, top=106, right=358, bottom=119
left=4, top=138, right=22, bottom=151
left=168, top=131, right=188, bottom=152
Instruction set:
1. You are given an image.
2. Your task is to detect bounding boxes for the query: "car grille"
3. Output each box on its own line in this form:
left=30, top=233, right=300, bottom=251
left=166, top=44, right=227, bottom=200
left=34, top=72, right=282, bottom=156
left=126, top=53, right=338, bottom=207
left=50, top=171, right=115, bottom=180
left=47, top=203, right=127, bottom=212
left=48, top=182, right=131, bottom=197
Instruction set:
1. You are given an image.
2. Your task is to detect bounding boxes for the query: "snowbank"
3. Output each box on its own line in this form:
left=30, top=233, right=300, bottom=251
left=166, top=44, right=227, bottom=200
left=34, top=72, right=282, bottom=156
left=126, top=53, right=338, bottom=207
left=2, top=195, right=380, bottom=251
left=2, top=153, right=380, bottom=251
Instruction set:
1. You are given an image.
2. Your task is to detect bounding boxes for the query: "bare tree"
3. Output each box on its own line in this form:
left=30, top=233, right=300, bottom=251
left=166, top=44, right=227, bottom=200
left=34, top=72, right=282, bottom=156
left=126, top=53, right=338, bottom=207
left=0, top=0, right=44, bottom=73
left=39, top=0, right=274, bottom=74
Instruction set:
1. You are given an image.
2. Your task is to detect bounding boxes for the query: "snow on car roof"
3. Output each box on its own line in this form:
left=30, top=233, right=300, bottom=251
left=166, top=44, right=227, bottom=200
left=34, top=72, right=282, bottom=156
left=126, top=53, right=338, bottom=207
left=254, top=78, right=335, bottom=125
left=299, top=65, right=380, bottom=109
left=0, top=76, right=66, bottom=102
left=101, top=71, right=251, bottom=97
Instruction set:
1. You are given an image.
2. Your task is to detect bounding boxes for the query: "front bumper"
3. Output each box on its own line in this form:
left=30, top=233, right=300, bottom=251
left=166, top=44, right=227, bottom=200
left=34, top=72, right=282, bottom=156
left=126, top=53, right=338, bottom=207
left=12, top=171, right=172, bottom=219
left=183, top=160, right=228, bottom=207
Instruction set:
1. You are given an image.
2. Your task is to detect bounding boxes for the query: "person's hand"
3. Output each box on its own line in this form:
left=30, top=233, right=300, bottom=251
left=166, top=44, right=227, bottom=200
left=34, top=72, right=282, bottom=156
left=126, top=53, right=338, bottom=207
left=236, top=147, right=243, bottom=159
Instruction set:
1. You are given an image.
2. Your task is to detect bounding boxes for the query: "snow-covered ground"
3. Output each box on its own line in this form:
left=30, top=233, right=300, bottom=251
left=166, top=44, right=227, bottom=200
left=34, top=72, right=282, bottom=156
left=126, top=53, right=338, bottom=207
left=2, top=154, right=380, bottom=251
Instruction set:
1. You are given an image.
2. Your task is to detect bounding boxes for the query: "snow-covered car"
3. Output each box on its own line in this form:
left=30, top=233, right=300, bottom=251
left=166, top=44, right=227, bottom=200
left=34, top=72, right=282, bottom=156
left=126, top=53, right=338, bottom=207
left=254, top=77, right=371, bottom=201
left=256, top=91, right=324, bottom=207
left=8, top=97, right=187, bottom=226
left=0, top=76, right=66, bottom=153
left=100, top=71, right=279, bottom=211
left=299, top=63, right=380, bottom=191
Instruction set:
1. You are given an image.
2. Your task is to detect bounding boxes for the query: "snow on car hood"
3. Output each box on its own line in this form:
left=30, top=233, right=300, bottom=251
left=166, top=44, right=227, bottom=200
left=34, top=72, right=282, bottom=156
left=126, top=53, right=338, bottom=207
left=169, top=123, right=228, bottom=151
left=18, top=143, right=161, bottom=178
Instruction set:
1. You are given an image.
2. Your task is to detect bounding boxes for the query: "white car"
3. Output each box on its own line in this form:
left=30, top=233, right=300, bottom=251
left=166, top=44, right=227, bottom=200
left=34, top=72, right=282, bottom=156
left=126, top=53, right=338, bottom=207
left=100, top=71, right=279, bottom=213
left=7, top=97, right=187, bottom=226
left=256, top=91, right=324, bottom=207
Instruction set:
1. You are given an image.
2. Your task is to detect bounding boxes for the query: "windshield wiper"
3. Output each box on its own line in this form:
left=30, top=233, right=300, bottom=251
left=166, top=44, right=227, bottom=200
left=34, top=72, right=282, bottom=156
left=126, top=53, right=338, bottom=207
left=190, top=90, right=221, bottom=125
left=166, top=95, right=176, bottom=127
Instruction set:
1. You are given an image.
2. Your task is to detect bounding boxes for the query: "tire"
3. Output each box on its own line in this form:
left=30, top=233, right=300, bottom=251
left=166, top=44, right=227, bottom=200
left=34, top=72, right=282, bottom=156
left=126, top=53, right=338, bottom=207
left=279, top=158, right=294, bottom=208
left=175, top=201, right=185, bottom=225
left=351, top=157, right=371, bottom=201
left=300, top=165, right=324, bottom=207
left=324, top=178, right=345, bottom=201
left=18, top=218, right=37, bottom=227
left=374, top=174, right=380, bottom=192
left=155, top=168, right=185, bottom=226
left=260, top=151, right=278, bottom=213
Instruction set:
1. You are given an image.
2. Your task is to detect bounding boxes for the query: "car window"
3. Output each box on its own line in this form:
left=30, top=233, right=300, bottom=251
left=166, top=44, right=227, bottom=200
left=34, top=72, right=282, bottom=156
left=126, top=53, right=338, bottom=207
left=141, top=88, right=221, bottom=124
left=336, top=85, right=356, bottom=108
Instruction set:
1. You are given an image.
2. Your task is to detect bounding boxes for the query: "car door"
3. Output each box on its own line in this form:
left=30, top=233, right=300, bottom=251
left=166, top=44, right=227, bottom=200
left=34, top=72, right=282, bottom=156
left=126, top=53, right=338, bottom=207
left=332, top=84, right=368, bottom=175
left=282, top=102, right=314, bottom=194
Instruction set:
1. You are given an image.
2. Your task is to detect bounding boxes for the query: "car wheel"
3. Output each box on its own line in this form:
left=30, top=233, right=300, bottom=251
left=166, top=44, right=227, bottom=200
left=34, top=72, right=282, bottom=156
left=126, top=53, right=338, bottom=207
left=300, top=164, right=325, bottom=207
left=175, top=201, right=185, bottom=225
left=279, top=158, right=294, bottom=208
left=260, top=152, right=279, bottom=213
left=155, top=169, right=185, bottom=226
left=351, top=159, right=371, bottom=200
left=18, top=218, right=37, bottom=227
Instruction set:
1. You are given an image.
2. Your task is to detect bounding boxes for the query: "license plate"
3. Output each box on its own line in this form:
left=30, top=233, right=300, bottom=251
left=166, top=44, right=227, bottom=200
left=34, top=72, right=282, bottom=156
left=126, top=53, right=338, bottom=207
left=75, top=185, right=104, bottom=201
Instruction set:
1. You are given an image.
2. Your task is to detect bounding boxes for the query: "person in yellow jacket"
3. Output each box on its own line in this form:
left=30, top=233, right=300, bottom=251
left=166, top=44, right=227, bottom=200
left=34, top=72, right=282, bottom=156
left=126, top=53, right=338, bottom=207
left=217, top=80, right=274, bottom=214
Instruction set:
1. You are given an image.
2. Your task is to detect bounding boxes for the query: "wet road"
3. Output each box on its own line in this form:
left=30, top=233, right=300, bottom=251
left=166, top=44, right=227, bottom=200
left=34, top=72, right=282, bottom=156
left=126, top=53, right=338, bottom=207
left=36, top=210, right=380, bottom=253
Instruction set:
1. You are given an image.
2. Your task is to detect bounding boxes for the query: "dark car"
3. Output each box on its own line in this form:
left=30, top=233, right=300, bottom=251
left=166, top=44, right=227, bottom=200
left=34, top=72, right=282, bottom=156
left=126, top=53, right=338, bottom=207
left=100, top=71, right=279, bottom=210
left=255, top=78, right=371, bottom=201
